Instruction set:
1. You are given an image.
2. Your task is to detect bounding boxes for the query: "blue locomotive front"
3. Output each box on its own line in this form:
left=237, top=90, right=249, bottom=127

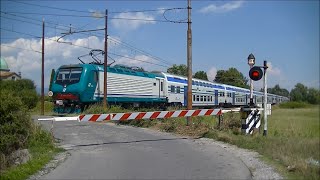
left=50, top=64, right=99, bottom=113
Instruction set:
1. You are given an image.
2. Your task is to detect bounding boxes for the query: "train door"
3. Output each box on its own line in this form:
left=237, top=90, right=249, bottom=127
left=184, top=86, right=188, bottom=106
left=156, top=78, right=165, bottom=98
left=214, top=90, right=218, bottom=105
left=232, top=92, right=235, bottom=105
left=86, top=70, right=98, bottom=102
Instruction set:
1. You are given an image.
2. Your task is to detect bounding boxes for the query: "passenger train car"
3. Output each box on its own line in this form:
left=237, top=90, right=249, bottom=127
left=49, top=63, right=289, bottom=113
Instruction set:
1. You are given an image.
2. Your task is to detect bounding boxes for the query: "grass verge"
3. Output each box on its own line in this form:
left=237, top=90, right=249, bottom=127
left=1, top=126, right=63, bottom=180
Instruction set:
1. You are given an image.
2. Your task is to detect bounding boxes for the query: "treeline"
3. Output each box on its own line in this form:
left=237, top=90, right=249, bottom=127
left=167, top=64, right=249, bottom=88
left=166, top=64, right=320, bottom=104
left=0, top=79, right=40, bottom=170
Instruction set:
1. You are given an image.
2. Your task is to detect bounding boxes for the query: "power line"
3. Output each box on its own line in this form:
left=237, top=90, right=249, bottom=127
left=108, top=37, right=173, bottom=66
left=109, top=17, right=168, bottom=22
left=1, top=28, right=169, bottom=68
left=1, top=15, right=42, bottom=26
left=1, top=13, right=174, bottom=67
left=9, top=1, right=183, bottom=15
left=0, top=27, right=41, bottom=38
left=10, top=0, right=91, bottom=13
left=1, top=13, right=173, bottom=65
left=108, top=52, right=169, bottom=68
left=2, top=11, right=182, bottom=22
left=1, top=11, right=96, bottom=18
left=0, top=15, right=169, bottom=65
left=1, top=44, right=41, bottom=53
left=1, top=11, right=103, bottom=37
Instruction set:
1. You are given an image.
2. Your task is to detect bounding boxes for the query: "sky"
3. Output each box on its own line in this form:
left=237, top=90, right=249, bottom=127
left=1, top=0, right=319, bottom=91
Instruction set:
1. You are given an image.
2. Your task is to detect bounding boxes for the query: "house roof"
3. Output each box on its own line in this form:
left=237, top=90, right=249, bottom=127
left=0, top=71, right=21, bottom=78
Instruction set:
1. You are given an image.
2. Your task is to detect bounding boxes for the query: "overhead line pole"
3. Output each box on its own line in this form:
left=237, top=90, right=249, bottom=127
left=186, top=0, right=192, bottom=126
left=41, top=18, right=44, bottom=115
left=103, top=9, right=108, bottom=109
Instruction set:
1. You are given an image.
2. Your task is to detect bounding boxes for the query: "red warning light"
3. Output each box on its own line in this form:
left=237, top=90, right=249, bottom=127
left=252, top=71, right=259, bottom=77
left=249, top=66, right=263, bottom=81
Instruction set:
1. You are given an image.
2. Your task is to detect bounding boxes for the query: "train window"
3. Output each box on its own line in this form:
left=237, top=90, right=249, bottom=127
left=193, top=95, right=196, bottom=101
left=170, top=85, right=175, bottom=93
left=161, top=82, right=163, bottom=91
left=196, top=95, right=199, bottom=101
left=56, top=68, right=82, bottom=85
left=176, top=86, right=180, bottom=93
left=200, top=96, right=203, bottom=101
left=204, top=96, right=206, bottom=102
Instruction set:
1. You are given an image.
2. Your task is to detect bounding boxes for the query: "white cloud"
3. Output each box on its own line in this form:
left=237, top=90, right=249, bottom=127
left=199, top=1, right=244, bottom=14
left=207, top=67, right=217, bottom=82
left=267, top=62, right=281, bottom=76
left=1, top=36, right=105, bottom=89
left=111, top=12, right=156, bottom=31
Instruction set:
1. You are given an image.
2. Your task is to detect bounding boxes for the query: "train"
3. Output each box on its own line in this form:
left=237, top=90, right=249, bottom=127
left=49, top=63, right=289, bottom=113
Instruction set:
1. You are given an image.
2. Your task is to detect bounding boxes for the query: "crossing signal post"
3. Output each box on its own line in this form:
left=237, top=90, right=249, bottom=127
left=248, top=60, right=269, bottom=136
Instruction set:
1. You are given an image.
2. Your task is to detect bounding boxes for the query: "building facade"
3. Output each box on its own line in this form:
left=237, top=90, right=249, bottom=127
left=0, top=57, right=21, bottom=80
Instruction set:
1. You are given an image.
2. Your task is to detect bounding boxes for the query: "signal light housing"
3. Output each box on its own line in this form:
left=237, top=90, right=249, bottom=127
left=249, top=66, right=263, bottom=81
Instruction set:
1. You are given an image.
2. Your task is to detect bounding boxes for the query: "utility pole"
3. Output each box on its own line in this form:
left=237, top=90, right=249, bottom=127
left=186, top=0, right=192, bottom=126
left=41, top=19, right=45, bottom=115
left=103, top=9, right=108, bottom=109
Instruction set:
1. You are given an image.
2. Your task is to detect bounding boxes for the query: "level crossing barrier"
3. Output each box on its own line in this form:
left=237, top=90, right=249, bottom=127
left=78, top=108, right=223, bottom=122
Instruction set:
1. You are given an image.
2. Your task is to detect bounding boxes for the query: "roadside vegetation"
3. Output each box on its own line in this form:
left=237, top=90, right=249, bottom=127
left=30, top=96, right=54, bottom=115
left=0, top=79, right=61, bottom=180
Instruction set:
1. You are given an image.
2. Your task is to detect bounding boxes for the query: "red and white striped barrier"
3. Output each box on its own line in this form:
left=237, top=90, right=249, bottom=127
left=78, top=114, right=112, bottom=122
left=78, top=109, right=222, bottom=122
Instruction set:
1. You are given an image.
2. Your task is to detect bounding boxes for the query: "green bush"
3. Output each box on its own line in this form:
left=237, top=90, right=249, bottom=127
left=0, top=79, right=38, bottom=109
left=0, top=90, right=33, bottom=167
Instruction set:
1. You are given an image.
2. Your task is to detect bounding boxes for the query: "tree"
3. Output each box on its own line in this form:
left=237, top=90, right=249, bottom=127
left=306, top=88, right=320, bottom=104
left=193, top=71, right=208, bottom=80
left=267, top=84, right=289, bottom=97
left=0, top=79, right=38, bottom=109
left=290, top=83, right=308, bottom=102
left=167, top=64, right=187, bottom=76
left=214, top=67, right=249, bottom=88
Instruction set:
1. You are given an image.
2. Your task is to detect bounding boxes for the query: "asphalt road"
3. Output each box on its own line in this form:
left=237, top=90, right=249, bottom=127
left=35, top=117, right=252, bottom=179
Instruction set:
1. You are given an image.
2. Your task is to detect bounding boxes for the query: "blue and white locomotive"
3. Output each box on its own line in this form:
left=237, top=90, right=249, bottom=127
left=49, top=63, right=289, bottom=113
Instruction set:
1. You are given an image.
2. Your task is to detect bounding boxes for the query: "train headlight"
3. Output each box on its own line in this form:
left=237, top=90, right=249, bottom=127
left=48, top=91, right=53, bottom=97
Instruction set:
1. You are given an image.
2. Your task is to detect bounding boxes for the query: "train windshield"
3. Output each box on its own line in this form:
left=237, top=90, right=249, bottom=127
left=56, top=68, right=82, bottom=85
